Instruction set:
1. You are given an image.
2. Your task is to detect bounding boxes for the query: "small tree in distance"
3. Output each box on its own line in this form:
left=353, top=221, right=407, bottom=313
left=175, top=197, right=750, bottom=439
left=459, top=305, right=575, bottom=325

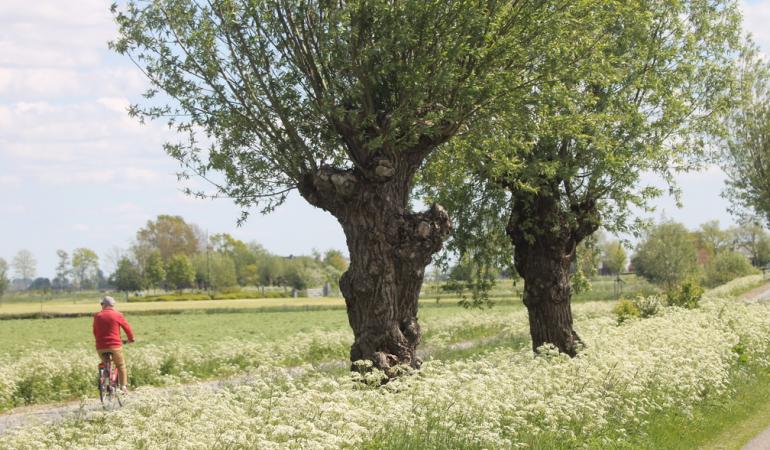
left=323, top=250, right=348, bottom=272
left=602, top=241, right=627, bottom=276
left=0, top=258, right=9, bottom=302
left=111, top=257, right=144, bottom=294
left=12, top=249, right=36, bottom=282
left=53, top=250, right=70, bottom=291
left=144, top=250, right=166, bottom=291
left=72, top=248, right=99, bottom=290
left=633, top=222, right=699, bottom=290
left=165, top=255, right=196, bottom=291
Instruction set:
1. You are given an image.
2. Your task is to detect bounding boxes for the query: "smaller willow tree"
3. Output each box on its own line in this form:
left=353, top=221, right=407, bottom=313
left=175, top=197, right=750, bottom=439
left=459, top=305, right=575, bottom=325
left=722, top=41, right=770, bottom=227
left=424, top=0, right=742, bottom=355
left=111, top=0, right=577, bottom=374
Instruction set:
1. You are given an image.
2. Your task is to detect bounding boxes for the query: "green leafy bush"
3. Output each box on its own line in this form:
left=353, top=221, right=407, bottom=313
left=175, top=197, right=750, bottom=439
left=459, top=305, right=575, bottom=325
left=613, top=299, right=640, bottom=324
left=666, top=280, right=703, bottom=309
left=127, top=290, right=295, bottom=302
left=633, top=295, right=662, bottom=318
left=128, top=293, right=212, bottom=302
left=211, top=291, right=291, bottom=300
left=704, top=251, right=758, bottom=287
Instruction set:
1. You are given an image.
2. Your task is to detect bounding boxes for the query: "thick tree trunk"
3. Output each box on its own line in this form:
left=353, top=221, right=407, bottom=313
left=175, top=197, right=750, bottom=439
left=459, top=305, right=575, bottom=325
left=298, top=164, right=450, bottom=376
left=507, top=191, right=598, bottom=357
left=517, top=240, right=581, bottom=356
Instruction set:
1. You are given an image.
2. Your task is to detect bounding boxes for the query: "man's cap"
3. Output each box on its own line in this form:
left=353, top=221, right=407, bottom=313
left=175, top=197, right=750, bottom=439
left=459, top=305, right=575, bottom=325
left=101, top=296, right=116, bottom=307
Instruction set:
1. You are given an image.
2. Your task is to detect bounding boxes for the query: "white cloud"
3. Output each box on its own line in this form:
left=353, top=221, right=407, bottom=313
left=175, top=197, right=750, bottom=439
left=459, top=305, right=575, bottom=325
left=0, top=0, right=116, bottom=69
left=0, top=67, right=146, bottom=101
left=107, top=202, right=147, bottom=216
left=72, top=223, right=91, bottom=233
left=0, top=175, right=21, bottom=187
left=0, top=97, right=175, bottom=184
left=96, top=97, right=131, bottom=114
left=0, top=203, right=25, bottom=215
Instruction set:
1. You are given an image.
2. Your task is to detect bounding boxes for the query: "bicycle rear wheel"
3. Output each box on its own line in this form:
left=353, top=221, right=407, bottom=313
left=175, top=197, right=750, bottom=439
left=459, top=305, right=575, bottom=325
left=100, top=360, right=117, bottom=410
left=98, top=367, right=106, bottom=405
left=107, top=365, right=122, bottom=409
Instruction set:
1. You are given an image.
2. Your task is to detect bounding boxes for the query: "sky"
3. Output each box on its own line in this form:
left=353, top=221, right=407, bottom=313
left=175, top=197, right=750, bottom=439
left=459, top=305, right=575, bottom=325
left=1, top=1, right=770, bottom=279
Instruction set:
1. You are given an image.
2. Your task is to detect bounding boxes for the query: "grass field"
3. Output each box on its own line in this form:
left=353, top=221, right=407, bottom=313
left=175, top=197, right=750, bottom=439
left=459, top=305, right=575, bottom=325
left=0, top=302, right=532, bottom=356
left=0, top=274, right=655, bottom=317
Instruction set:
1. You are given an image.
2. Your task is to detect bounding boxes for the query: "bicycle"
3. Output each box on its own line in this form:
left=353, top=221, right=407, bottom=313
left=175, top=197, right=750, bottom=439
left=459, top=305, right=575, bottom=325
left=97, top=340, right=130, bottom=410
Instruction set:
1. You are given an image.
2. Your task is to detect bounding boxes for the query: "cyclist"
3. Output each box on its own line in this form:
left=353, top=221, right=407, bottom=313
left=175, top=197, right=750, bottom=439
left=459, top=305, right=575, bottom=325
left=93, top=296, right=134, bottom=393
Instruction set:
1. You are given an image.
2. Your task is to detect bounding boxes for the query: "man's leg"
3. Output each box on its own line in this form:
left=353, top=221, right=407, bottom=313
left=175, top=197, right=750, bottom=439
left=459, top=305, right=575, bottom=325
left=111, top=347, right=128, bottom=389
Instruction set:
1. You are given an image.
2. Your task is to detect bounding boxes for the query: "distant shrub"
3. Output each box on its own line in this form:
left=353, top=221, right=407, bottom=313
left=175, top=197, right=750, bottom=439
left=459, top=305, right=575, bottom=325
left=704, top=251, right=758, bottom=288
left=218, top=287, right=243, bottom=294
left=633, top=295, right=662, bottom=318
left=666, top=280, right=703, bottom=309
left=211, top=291, right=292, bottom=300
left=127, top=289, right=296, bottom=302
left=129, top=293, right=212, bottom=302
left=613, top=299, right=640, bottom=324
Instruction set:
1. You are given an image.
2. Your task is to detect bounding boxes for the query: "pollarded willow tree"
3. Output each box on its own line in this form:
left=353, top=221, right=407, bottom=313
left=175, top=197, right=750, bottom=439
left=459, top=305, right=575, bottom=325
left=722, top=41, right=770, bottom=227
left=423, top=0, right=742, bottom=355
left=111, top=0, right=587, bottom=374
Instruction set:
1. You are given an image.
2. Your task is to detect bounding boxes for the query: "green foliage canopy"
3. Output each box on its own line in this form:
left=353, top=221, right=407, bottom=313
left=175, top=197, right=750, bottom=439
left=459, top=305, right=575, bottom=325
left=633, top=222, right=699, bottom=289
left=72, top=248, right=99, bottom=289
left=193, top=252, right=238, bottom=290
left=111, top=0, right=574, bottom=216
left=704, top=251, right=757, bottom=287
left=424, top=0, right=742, bottom=278
left=0, top=258, right=8, bottom=298
left=136, top=215, right=201, bottom=261
left=112, top=257, right=145, bottom=292
left=602, top=240, right=627, bottom=276
left=165, top=254, right=196, bottom=290
left=722, top=42, right=770, bottom=226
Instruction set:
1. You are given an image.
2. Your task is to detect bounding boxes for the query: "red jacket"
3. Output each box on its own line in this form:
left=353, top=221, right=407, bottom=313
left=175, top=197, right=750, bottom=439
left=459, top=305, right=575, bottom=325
left=93, top=307, right=134, bottom=349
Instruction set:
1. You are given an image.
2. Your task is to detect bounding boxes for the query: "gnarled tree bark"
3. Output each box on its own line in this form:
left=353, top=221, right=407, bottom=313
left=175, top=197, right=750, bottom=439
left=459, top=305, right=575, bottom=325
left=506, top=188, right=599, bottom=356
left=298, top=159, right=450, bottom=376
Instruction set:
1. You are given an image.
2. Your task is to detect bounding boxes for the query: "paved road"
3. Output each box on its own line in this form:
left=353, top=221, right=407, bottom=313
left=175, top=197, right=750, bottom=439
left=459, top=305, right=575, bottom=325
left=740, top=280, right=770, bottom=450
left=740, top=281, right=770, bottom=303
left=743, top=427, right=770, bottom=450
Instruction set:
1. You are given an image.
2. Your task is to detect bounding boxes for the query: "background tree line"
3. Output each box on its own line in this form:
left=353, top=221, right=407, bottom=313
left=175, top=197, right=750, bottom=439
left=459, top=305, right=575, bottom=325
left=112, top=215, right=348, bottom=293
left=0, top=214, right=349, bottom=297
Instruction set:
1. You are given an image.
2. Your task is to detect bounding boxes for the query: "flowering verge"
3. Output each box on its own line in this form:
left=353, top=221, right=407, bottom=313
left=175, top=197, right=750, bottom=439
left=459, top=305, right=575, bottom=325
left=0, top=294, right=767, bottom=449
left=0, top=305, right=550, bottom=412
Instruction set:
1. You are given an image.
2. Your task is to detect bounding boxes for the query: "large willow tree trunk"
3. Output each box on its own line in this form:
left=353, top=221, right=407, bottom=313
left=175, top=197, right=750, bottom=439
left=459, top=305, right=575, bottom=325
left=299, top=162, right=450, bottom=375
left=513, top=233, right=581, bottom=356
left=506, top=190, right=598, bottom=356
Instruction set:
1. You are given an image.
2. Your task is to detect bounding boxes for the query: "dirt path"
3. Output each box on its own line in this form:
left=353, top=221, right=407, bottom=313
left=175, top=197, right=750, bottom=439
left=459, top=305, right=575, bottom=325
left=743, top=426, right=770, bottom=450
left=739, top=280, right=770, bottom=302
left=738, top=280, right=770, bottom=450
